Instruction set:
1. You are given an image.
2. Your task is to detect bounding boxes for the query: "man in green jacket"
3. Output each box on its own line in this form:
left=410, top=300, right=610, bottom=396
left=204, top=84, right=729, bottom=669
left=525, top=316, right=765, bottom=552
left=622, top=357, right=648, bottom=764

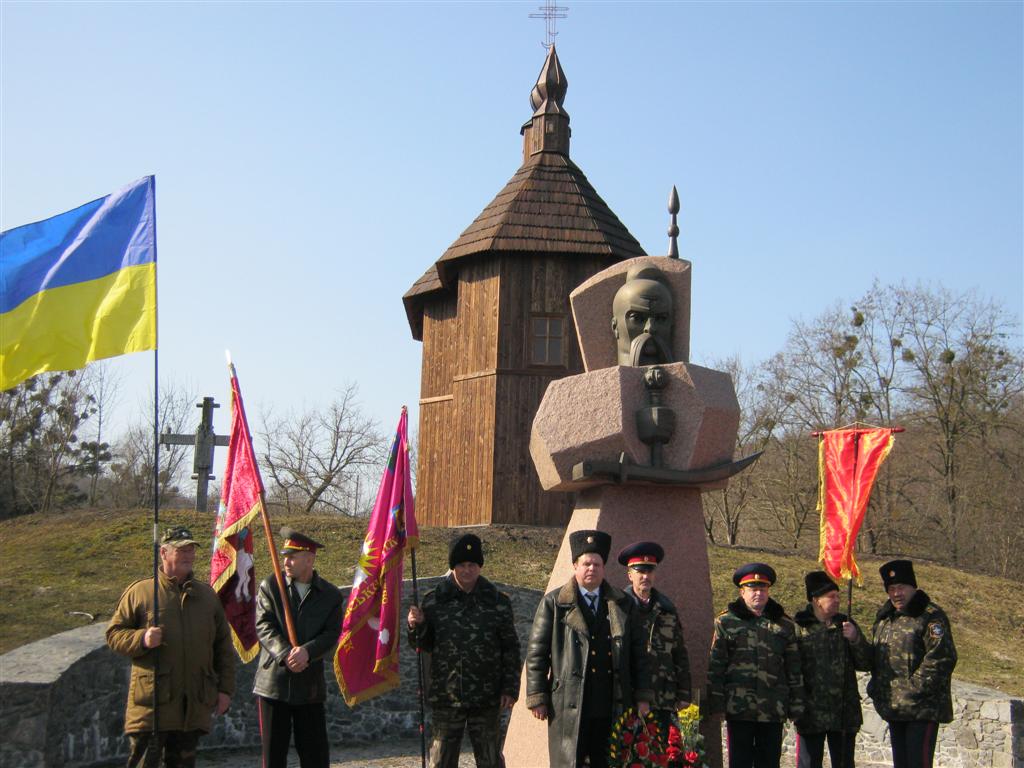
left=254, top=528, right=343, bottom=768
left=618, top=541, right=691, bottom=727
left=793, top=571, right=872, bottom=768
left=868, top=559, right=957, bottom=768
left=107, top=525, right=236, bottom=768
left=407, top=533, right=521, bottom=768
left=707, top=562, right=804, bottom=768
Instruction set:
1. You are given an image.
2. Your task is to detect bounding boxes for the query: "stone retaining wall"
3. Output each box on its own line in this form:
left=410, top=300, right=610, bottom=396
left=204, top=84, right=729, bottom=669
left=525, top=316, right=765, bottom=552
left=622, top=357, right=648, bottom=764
left=769, top=677, right=1023, bottom=768
left=0, top=578, right=540, bottom=768
left=1, top=580, right=1020, bottom=767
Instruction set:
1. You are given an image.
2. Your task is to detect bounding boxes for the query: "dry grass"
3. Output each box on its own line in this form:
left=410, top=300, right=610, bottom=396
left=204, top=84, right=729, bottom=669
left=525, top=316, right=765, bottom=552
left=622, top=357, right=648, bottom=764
left=0, top=508, right=1019, bottom=695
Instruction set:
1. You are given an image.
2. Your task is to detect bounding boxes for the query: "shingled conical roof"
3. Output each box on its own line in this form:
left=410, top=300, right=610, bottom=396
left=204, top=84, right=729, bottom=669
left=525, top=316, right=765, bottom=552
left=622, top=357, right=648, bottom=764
left=403, top=46, right=645, bottom=339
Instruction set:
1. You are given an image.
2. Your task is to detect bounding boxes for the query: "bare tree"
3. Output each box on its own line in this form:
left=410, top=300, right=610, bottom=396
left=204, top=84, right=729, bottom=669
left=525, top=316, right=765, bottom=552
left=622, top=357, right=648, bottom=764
left=702, top=356, right=784, bottom=545
left=260, top=384, right=385, bottom=515
left=105, top=380, right=196, bottom=508
left=81, top=362, right=122, bottom=506
left=894, top=285, right=1024, bottom=565
left=0, top=370, right=97, bottom=515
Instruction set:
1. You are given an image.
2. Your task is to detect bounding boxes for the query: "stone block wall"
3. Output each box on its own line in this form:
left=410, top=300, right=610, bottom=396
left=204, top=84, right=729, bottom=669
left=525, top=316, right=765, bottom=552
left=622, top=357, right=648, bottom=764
left=0, top=578, right=540, bottom=768
left=751, top=677, right=1023, bottom=768
left=1, top=578, right=1020, bottom=767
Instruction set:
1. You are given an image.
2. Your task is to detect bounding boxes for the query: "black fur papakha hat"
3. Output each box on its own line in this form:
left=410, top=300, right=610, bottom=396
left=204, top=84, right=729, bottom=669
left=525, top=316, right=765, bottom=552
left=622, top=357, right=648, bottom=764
left=570, top=530, right=612, bottom=564
left=449, top=533, right=484, bottom=569
left=805, top=570, right=839, bottom=601
left=880, top=559, right=916, bottom=589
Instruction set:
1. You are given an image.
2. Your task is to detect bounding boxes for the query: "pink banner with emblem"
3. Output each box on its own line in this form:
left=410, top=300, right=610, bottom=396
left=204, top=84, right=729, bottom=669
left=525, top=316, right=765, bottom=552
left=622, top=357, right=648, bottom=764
left=334, top=407, right=418, bottom=706
left=209, top=364, right=263, bottom=662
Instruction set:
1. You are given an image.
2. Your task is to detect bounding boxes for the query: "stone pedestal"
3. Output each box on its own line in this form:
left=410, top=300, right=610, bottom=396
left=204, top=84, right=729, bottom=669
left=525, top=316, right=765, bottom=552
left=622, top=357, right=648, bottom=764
left=503, top=485, right=722, bottom=768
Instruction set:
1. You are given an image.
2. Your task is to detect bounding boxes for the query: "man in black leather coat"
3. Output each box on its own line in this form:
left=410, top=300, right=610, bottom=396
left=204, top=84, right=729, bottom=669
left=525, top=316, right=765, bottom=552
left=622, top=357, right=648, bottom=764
left=254, top=527, right=343, bottom=768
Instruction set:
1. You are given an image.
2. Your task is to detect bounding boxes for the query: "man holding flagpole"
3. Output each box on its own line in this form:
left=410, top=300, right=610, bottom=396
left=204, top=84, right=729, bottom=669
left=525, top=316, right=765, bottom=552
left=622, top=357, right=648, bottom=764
left=106, top=525, right=236, bottom=768
left=254, top=527, right=342, bottom=768
left=407, top=533, right=521, bottom=768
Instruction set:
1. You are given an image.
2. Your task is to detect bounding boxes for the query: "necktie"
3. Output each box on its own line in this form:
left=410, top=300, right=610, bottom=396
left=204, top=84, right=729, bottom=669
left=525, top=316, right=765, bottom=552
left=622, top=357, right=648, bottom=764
left=586, top=593, right=598, bottom=614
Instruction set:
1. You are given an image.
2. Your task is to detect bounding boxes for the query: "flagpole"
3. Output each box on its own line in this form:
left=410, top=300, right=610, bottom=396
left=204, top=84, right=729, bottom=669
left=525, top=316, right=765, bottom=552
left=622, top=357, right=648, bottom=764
left=257, top=491, right=299, bottom=647
left=150, top=175, right=161, bottom=739
left=151, top=347, right=161, bottom=739
left=404, top=404, right=427, bottom=768
left=226, top=353, right=299, bottom=647
left=410, top=547, right=427, bottom=768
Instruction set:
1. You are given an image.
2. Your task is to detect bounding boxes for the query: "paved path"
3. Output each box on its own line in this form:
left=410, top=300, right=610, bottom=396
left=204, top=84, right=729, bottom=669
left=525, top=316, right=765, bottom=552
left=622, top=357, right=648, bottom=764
left=200, top=740, right=475, bottom=767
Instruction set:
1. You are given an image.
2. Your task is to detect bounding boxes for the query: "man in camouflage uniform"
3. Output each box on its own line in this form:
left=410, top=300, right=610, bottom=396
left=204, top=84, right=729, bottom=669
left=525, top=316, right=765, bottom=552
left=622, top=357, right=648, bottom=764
left=793, top=571, right=872, bottom=768
left=618, top=541, right=691, bottom=728
left=707, top=563, right=804, bottom=768
left=407, top=533, right=520, bottom=768
left=867, top=559, right=957, bottom=768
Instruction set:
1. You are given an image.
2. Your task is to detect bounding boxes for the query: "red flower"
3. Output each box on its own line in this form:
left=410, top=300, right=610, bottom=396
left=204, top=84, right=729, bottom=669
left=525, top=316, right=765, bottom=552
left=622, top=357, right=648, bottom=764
left=668, top=725, right=682, bottom=746
left=623, top=732, right=634, bottom=745
left=630, top=763, right=644, bottom=768
left=637, top=732, right=649, bottom=744
left=637, top=742, right=650, bottom=758
left=685, top=750, right=700, bottom=764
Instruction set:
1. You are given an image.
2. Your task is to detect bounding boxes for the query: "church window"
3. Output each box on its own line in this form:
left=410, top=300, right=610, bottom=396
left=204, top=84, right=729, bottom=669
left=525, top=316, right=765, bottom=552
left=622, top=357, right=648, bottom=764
left=530, top=315, right=565, bottom=366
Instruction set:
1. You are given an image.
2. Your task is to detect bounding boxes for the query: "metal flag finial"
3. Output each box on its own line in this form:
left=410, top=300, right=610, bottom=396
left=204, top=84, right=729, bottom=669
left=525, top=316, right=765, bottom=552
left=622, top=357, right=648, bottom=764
left=529, top=1, right=568, bottom=49
left=667, top=185, right=680, bottom=259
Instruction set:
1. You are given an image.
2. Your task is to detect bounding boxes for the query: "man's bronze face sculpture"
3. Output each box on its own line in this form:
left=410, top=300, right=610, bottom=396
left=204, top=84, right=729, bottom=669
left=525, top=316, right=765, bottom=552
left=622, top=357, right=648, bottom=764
left=612, top=268, right=674, bottom=366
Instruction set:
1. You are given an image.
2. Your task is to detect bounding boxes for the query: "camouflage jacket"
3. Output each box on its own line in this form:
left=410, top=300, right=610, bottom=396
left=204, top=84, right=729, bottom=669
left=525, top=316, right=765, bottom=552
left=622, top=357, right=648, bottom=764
left=627, top=586, right=691, bottom=712
left=793, top=606, right=872, bottom=734
left=867, top=589, right=956, bottom=723
left=408, top=574, right=521, bottom=709
left=707, top=597, right=805, bottom=723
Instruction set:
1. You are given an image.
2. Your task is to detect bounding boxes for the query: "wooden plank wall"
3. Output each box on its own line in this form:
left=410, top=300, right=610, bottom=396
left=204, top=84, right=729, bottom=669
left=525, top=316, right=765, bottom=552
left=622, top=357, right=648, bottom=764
left=416, top=252, right=623, bottom=529
left=415, top=261, right=499, bottom=527
left=491, top=253, right=619, bottom=526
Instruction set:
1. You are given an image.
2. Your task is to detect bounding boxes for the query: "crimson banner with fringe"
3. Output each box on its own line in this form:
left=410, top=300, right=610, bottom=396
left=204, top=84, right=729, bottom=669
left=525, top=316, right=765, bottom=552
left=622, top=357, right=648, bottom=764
left=209, top=367, right=263, bottom=662
left=335, top=407, right=418, bottom=706
left=817, top=427, right=896, bottom=584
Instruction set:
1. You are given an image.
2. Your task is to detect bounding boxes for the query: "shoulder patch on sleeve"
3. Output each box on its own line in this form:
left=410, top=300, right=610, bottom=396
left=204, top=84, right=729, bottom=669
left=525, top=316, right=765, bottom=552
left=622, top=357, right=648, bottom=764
left=928, top=622, right=944, bottom=638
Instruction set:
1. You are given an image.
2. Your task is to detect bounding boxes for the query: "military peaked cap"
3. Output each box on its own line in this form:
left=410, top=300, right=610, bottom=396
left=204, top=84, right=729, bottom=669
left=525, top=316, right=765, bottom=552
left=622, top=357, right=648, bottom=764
left=279, top=527, right=324, bottom=555
left=617, top=541, right=664, bottom=569
left=733, top=562, right=776, bottom=587
left=570, top=529, right=611, bottom=564
left=804, top=570, right=839, bottom=601
left=449, top=533, right=484, bottom=569
left=880, top=559, right=916, bottom=589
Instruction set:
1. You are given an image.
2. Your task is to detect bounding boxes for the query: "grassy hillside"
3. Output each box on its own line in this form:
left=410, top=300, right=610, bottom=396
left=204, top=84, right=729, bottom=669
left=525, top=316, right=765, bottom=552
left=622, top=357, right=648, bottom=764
left=1, top=508, right=1020, bottom=696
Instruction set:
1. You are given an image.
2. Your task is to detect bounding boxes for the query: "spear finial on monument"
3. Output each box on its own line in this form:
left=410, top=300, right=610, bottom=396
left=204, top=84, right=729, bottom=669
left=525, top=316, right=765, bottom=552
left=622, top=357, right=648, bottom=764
left=667, top=185, right=680, bottom=259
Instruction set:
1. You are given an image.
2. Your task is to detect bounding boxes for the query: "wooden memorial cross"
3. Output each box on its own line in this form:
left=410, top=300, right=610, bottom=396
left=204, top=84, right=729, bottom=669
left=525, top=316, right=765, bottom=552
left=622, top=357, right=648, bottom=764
left=160, top=397, right=230, bottom=513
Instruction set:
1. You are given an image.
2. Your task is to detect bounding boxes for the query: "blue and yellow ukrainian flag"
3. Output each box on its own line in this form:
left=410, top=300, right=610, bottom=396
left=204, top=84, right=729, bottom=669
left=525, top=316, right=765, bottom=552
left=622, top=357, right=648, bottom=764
left=0, top=176, right=156, bottom=390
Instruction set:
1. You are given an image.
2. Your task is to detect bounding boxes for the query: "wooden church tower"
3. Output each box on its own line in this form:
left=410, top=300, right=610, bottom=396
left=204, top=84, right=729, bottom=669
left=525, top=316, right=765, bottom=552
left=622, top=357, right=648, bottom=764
left=402, top=46, right=646, bottom=527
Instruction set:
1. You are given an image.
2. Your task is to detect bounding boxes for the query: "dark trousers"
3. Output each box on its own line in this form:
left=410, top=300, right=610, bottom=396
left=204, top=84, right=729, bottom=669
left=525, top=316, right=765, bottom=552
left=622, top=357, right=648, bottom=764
left=577, top=716, right=613, bottom=768
left=428, top=704, right=502, bottom=768
left=796, top=731, right=857, bottom=768
left=889, top=721, right=939, bottom=768
left=258, top=696, right=330, bottom=768
left=726, top=720, right=785, bottom=768
left=126, top=731, right=201, bottom=768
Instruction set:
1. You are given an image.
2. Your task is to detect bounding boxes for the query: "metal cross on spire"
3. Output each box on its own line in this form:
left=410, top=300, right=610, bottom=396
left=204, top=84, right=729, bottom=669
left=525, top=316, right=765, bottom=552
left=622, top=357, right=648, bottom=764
left=529, top=1, right=568, bottom=49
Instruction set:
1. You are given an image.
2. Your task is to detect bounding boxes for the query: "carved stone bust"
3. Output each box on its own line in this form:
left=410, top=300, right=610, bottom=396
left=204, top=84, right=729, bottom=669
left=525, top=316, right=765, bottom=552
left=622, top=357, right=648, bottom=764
left=611, top=265, right=674, bottom=366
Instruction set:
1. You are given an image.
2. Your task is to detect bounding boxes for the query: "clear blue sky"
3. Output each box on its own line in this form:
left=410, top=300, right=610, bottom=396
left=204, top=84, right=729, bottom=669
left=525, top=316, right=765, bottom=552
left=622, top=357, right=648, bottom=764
left=3, top=1, right=1021, bottom=441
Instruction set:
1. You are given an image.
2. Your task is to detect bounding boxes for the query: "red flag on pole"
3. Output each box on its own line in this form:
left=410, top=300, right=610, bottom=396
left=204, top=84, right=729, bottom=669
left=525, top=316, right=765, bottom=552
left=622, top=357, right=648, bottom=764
left=817, top=427, right=896, bottom=584
left=334, top=407, right=418, bottom=706
left=209, top=363, right=263, bottom=662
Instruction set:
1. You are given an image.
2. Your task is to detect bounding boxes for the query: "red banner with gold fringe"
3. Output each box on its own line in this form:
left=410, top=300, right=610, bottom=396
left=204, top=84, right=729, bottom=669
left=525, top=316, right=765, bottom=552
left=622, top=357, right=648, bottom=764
left=817, top=427, right=896, bottom=584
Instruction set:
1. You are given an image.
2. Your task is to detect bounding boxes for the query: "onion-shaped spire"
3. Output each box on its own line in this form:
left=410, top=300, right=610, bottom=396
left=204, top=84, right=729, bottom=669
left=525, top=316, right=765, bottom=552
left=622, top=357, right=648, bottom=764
left=530, top=44, right=568, bottom=116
